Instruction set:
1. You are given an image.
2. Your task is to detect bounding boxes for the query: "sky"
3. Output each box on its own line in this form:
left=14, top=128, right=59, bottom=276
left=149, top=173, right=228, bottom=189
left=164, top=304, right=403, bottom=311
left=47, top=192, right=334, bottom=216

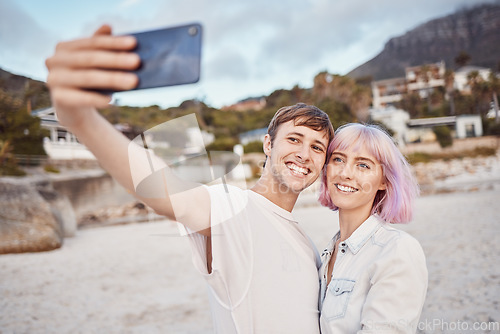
left=0, top=0, right=497, bottom=109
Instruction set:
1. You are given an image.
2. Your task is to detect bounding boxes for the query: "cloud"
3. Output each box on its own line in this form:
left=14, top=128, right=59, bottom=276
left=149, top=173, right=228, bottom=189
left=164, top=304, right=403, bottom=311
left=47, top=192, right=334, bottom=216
left=205, top=50, right=250, bottom=80
left=1, top=0, right=497, bottom=106
left=117, top=0, right=143, bottom=10
left=0, top=0, right=58, bottom=78
left=128, top=0, right=500, bottom=106
left=0, top=1, right=57, bottom=53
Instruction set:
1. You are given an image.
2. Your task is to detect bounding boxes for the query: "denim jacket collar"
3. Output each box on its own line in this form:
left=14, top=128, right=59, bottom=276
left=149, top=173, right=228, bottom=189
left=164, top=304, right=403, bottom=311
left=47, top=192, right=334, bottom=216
left=344, top=215, right=383, bottom=255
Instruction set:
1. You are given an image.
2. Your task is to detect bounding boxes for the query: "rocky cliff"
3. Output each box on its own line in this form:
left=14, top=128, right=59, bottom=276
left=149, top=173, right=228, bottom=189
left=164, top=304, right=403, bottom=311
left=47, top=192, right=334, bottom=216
left=348, top=3, right=500, bottom=80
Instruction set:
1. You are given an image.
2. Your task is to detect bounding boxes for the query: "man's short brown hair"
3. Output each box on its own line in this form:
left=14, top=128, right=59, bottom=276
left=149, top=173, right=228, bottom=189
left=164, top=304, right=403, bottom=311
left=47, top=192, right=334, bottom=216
left=267, top=103, right=334, bottom=145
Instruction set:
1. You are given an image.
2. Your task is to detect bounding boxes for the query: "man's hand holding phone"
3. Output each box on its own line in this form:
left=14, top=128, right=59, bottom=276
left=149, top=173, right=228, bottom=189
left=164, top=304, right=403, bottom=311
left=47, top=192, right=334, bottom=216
left=46, top=24, right=140, bottom=110
left=44, top=22, right=205, bottom=218
left=46, top=23, right=202, bottom=111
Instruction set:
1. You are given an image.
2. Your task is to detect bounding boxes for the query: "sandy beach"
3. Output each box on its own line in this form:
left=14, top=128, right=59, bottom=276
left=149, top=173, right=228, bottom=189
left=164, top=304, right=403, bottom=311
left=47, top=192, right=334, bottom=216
left=1, top=186, right=500, bottom=333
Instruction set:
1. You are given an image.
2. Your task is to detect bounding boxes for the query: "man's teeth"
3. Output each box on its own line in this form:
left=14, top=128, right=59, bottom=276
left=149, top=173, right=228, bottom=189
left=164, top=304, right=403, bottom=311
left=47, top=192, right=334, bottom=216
left=337, top=184, right=357, bottom=192
left=288, top=163, right=309, bottom=175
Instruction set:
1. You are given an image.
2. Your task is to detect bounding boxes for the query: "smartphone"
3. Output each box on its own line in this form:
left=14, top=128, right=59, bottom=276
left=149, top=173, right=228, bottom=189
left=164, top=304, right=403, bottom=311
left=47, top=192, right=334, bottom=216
left=121, top=23, right=202, bottom=91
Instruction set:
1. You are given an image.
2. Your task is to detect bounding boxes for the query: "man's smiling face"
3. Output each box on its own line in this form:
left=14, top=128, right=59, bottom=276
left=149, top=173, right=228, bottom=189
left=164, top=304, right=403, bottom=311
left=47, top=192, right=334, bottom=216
left=263, top=119, right=329, bottom=195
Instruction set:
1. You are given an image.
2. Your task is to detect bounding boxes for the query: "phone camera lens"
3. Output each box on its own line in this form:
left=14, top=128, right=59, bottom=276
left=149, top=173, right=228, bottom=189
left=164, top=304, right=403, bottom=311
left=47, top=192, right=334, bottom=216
left=188, top=26, right=198, bottom=36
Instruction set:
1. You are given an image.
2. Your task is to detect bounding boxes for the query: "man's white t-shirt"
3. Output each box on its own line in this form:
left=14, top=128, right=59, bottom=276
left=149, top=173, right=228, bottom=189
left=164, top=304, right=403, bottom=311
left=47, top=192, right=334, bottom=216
left=186, top=184, right=321, bottom=333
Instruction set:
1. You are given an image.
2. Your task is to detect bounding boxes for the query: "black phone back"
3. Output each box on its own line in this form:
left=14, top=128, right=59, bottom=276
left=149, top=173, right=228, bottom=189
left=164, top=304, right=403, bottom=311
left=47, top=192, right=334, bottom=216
left=131, top=23, right=202, bottom=90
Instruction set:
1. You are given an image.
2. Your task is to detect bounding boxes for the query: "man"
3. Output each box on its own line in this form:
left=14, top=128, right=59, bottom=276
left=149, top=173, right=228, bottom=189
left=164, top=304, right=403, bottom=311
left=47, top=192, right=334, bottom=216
left=45, top=25, right=334, bottom=333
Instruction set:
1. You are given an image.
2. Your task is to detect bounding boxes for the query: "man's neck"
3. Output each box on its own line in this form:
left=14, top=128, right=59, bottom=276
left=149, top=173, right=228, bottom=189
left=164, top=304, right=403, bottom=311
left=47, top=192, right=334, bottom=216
left=250, top=176, right=300, bottom=212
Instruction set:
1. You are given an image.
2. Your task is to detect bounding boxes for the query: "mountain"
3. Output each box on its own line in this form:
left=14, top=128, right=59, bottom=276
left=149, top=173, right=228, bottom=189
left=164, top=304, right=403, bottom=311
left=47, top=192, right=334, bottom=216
left=347, top=3, right=500, bottom=81
left=0, top=68, right=51, bottom=111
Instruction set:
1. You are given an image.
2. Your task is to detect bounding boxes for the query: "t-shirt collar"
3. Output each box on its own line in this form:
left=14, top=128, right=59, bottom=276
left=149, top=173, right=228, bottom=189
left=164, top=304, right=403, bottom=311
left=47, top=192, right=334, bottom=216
left=247, top=190, right=297, bottom=223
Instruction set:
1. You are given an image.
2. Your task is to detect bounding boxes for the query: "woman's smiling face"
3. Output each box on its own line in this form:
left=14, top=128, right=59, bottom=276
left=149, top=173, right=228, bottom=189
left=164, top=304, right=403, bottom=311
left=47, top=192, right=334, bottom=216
left=326, top=145, right=386, bottom=216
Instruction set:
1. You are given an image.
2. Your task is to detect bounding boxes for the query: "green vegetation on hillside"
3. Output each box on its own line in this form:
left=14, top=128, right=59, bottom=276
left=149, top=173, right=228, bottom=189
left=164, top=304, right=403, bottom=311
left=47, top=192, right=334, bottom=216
left=0, top=89, right=49, bottom=175
left=0, top=90, right=48, bottom=156
left=97, top=72, right=367, bottom=151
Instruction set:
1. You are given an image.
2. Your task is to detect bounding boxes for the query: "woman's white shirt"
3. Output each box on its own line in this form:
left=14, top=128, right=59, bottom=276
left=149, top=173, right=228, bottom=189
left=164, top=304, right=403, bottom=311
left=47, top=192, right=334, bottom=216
left=319, top=215, right=428, bottom=334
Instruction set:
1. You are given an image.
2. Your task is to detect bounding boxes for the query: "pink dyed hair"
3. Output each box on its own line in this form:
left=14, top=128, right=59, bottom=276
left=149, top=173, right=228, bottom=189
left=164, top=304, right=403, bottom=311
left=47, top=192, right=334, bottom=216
left=318, top=123, right=419, bottom=224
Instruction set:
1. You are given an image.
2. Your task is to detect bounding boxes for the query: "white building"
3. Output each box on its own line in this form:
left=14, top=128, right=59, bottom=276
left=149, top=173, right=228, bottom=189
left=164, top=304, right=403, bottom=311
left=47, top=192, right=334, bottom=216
left=371, top=62, right=497, bottom=110
left=239, top=128, right=267, bottom=145
left=405, top=61, right=446, bottom=97
left=370, top=107, right=483, bottom=144
left=33, top=107, right=96, bottom=160
left=455, top=115, right=483, bottom=138
left=372, top=61, right=446, bottom=108
left=370, top=107, right=410, bottom=146
left=371, top=77, right=407, bottom=110
left=453, top=66, right=492, bottom=93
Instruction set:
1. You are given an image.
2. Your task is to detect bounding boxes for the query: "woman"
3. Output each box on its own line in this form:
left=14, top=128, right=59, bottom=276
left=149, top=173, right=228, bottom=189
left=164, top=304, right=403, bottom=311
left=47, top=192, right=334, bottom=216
left=318, top=123, right=427, bottom=333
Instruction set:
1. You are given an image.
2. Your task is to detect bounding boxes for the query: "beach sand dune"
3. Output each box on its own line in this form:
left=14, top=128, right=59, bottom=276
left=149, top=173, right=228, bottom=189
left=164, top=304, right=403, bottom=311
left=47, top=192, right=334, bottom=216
left=1, top=189, right=499, bottom=333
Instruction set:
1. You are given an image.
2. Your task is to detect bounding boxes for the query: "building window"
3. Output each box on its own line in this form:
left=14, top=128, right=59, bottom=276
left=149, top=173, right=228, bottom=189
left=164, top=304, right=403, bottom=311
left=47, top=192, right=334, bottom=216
left=465, top=123, right=475, bottom=137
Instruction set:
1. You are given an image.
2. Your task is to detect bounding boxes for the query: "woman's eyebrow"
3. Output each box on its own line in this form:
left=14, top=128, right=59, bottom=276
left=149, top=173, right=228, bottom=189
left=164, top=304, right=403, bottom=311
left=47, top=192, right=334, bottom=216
left=355, top=157, right=376, bottom=165
left=332, top=152, right=376, bottom=165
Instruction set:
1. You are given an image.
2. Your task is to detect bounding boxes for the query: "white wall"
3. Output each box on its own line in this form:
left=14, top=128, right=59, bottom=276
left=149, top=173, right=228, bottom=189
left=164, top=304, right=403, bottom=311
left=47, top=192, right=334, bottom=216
left=456, top=115, right=483, bottom=138
left=370, top=107, right=410, bottom=146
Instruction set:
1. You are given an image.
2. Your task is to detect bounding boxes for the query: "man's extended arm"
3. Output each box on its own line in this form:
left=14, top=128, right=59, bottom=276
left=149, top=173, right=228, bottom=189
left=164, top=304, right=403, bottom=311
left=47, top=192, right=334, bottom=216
left=45, top=25, right=211, bottom=235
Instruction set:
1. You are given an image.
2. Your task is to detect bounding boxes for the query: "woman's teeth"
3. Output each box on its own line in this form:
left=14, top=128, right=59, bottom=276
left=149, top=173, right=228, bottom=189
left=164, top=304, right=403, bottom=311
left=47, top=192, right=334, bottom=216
left=336, top=184, right=357, bottom=192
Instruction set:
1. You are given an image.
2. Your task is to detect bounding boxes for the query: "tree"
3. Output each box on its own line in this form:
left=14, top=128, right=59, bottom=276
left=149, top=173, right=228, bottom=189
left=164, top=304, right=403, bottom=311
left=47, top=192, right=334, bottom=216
left=417, top=65, right=433, bottom=114
left=453, top=92, right=476, bottom=115
left=266, top=88, right=307, bottom=109
left=488, top=72, right=500, bottom=123
left=397, top=92, right=425, bottom=118
left=312, top=72, right=371, bottom=121
left=243, top=140, right=264, bottom=154
left=0, top=139, right=26, bottom=176
left=205, top=136, right=238, bottom=152
left=433, top=126, right=453, bottom=148
left=454, top=51, right=471, bottom=68
left=0, top=90, right=48, bottom=156
left=315, top=98, right=353, bottom=127
left=444, top=69, right=456, bottom=115
left=467, top=71, right=494, bottom=117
